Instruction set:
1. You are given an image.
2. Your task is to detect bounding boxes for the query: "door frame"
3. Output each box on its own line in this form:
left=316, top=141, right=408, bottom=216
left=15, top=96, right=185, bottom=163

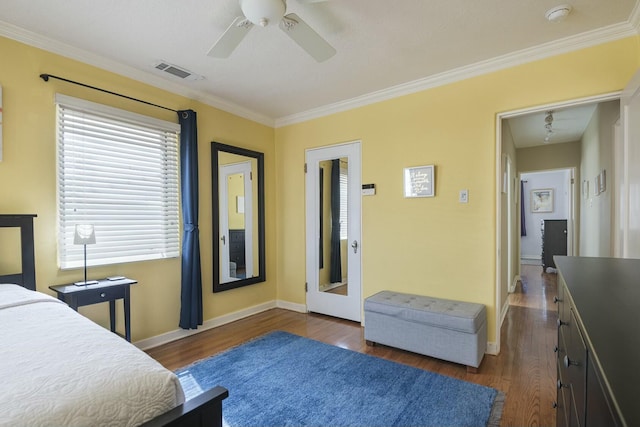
left=618, top=70, right=640, bottom=257
left=305, top=140, right=362, bottom=322
left=494, top=91, right=620, bottom=354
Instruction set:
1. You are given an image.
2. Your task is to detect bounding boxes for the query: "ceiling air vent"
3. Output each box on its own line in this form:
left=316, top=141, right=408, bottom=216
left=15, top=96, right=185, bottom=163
left=153, top=61, right=203, bottom=81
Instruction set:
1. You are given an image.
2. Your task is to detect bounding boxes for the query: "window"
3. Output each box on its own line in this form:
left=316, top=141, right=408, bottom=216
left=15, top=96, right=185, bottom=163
left=339, top=160, right=348, bottom=240
left=56, top=94, right=180, bottom=269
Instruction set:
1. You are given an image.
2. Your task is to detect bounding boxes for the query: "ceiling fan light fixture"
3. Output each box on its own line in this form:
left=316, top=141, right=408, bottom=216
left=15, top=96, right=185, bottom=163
left=545, top=5, right=572, bottom=23
left=240, top=0, right=286, bottom=27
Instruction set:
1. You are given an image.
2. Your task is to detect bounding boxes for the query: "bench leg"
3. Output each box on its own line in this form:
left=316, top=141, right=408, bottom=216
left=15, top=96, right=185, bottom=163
left=365, top=340, right=376, bottom=347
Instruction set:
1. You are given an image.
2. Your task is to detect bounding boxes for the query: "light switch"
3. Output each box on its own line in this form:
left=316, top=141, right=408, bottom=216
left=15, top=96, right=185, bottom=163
left=459, top=189, right=469, bottom=203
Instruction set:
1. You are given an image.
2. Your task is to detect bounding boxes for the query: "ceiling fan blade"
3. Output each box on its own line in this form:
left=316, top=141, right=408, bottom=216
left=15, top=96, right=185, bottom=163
left=280, top=13, right=336, bottom=62
left=207, top=17, right=254, bottom=58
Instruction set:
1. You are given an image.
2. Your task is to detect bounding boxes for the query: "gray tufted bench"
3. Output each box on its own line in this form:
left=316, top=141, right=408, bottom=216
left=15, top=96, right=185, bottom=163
left=364, top=290, right=487, bottom=372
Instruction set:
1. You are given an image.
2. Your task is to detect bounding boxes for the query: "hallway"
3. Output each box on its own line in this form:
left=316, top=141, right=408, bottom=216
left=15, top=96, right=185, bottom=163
left=499, top=264, right=558, bottom=425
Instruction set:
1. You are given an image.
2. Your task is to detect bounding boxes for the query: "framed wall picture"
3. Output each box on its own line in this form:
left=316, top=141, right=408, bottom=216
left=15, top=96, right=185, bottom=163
left=404, top=165, right=434, bottom=198
left=531, top=188, right=554, bottom=213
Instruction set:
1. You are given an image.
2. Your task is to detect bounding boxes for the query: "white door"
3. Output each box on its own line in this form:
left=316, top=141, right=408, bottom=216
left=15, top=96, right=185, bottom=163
left=305, top=141, right=362, bottom=322
left=618, top=70, right=640, bottom=257
left=219, top=162, right=253, bottom=283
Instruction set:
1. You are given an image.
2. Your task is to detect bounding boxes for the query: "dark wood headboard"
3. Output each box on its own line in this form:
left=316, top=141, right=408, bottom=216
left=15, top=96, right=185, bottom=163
left=0, top=214, right=37, bottom=290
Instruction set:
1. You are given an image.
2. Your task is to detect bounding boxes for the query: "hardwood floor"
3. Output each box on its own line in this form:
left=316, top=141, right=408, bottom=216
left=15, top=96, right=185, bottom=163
left=147, top=264, right=558, bottom=426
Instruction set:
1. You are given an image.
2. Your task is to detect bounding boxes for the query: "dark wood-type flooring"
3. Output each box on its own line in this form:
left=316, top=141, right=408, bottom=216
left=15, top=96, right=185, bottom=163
left=147, top=264, right=557, bottom=426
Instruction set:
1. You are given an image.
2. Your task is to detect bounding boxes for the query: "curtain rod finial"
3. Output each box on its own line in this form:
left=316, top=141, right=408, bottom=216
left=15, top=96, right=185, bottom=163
left=40, top=74, right=50, bottom=82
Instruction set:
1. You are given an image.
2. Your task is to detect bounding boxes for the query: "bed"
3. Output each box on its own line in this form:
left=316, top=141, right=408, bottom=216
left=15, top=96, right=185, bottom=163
left=0, top=214, right=228, bottom=427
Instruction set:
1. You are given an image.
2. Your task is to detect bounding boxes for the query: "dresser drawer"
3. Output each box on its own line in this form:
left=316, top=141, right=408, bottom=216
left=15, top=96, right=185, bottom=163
left=75, top=286, right=126, bottom=306
left=567, top=309, right=587, bottom=427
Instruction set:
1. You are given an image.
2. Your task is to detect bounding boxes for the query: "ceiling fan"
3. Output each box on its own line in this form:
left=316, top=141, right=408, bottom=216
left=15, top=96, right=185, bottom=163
left=208, top=0, right=336, bottom=62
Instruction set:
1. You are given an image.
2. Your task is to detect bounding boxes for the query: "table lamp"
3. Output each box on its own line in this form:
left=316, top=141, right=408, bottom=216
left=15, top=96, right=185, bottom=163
left=74, top=224, right=98, bottom=286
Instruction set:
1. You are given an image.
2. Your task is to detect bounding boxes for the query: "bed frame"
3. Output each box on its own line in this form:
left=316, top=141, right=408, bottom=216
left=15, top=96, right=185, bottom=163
left=0, top=214, right=228, bottom=427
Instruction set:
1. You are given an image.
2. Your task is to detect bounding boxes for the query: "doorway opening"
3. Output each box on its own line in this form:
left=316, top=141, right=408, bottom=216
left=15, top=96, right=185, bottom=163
left=495, top=91, right=621, bottom=354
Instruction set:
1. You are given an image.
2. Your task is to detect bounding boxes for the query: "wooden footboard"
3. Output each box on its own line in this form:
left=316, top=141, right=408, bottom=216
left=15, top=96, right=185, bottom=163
left=140, top=386, right=229, bottom=427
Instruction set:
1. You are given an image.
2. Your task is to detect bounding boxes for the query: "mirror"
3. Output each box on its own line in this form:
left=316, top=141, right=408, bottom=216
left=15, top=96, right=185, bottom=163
left=212, top=142, right=265, bottom=292
left=318, top=158, right=348, bottom=296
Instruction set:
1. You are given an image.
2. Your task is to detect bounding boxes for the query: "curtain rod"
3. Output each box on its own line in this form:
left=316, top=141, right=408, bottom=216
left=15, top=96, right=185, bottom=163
left=39, top=73, right=178, bottom=113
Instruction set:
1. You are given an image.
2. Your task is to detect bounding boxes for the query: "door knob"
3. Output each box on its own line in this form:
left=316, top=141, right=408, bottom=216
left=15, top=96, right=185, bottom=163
left=351, top=240, right=358, bottom=254
left=221, top=235, right=226, bottom=244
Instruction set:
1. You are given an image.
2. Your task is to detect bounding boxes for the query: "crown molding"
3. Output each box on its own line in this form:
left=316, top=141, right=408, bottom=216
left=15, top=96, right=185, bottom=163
left=0, top=20, right=275, bottom=127
left=629, top=0, right=640, bottom=32
left=2, top=16, right=638, bottom=130
left=275, top=21, right=639, bottom=127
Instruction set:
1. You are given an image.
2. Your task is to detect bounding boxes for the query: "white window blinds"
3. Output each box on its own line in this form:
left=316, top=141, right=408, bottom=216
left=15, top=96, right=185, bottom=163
left=339, top=161, right=348, bottom=240
left=56, top=94, right=180, bottom=269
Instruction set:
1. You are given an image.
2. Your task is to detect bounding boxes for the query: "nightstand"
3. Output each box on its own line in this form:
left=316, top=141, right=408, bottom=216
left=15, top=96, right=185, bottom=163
left=49, top=278, right=137, bottom=342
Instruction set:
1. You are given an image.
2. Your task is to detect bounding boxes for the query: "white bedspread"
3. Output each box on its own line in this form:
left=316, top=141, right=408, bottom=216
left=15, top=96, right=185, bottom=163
left=0, top=284, right=185, bottom=426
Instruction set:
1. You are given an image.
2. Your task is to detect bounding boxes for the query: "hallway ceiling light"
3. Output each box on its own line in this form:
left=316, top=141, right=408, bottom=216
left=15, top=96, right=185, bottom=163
left=545, top=5, right=572, bottom=23
left=544, top=111, right=554, bottom=143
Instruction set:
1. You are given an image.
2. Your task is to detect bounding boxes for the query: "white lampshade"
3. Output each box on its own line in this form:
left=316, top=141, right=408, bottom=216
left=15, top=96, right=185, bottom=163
left=74, top=224, right=96, bottom=245
left=240, top=0, right=285, bottom=27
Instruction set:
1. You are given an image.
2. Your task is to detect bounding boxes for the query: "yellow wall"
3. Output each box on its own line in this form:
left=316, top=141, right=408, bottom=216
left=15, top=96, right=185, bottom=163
left=0, top=35, right=276, bottom=341
left=2, top=32, right=639, bottom=346
left=275, top=37, right=639, bottom=342
left=227, top=173, right=245, bottom=230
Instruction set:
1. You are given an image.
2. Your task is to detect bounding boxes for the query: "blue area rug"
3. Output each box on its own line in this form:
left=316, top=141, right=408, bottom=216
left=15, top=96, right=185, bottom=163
left=176, top=331, right=503, bottom=427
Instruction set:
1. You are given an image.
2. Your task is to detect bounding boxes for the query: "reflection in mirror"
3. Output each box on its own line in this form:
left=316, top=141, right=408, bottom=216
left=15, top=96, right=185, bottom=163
left=212, top=142, right=265, bottom=292
left=318, top=157, right=348, bottom=296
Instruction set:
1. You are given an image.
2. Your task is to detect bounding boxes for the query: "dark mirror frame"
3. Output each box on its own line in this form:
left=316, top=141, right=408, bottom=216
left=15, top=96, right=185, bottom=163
left=212, top=141, right=265, bottom=292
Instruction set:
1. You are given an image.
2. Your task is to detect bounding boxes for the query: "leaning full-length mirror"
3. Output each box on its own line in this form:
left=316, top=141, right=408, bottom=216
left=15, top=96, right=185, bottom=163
left=212, top=142, right=265, bottom=292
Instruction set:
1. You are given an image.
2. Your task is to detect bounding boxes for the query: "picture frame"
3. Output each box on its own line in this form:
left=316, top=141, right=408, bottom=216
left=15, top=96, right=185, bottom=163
left=404, top=165, right=434, bottom=198
left=531, top=188, right=553, bottom=213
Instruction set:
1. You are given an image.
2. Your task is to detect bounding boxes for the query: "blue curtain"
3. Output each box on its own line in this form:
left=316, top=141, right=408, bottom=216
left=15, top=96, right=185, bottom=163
left=330, top=159, right=342, bottom=284
left=520, top=180, right=527, bottom=237
left=178, top=110, right=203, bottom=329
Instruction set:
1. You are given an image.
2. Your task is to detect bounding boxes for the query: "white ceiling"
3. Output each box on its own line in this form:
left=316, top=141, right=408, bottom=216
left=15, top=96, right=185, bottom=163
left=507, top=103, right=599, bottom=148
left=0, top=0, right=638, bottom=129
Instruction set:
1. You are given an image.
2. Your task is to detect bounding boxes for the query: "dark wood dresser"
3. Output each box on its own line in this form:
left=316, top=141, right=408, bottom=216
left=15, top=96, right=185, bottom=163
left=228, top=229, right=245, bottom=270
left=542, top=219, right=567, bottom=272
left=554, top=256, right=639, bottom=427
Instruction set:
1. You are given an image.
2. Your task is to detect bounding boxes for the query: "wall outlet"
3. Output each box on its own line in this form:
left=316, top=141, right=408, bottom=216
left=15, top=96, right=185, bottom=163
left=459, top=189, right=469, bottom=203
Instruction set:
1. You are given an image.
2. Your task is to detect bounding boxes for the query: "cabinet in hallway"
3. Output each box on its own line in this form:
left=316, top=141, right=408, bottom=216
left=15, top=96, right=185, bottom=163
left=541, top=219, right=567, bottom=272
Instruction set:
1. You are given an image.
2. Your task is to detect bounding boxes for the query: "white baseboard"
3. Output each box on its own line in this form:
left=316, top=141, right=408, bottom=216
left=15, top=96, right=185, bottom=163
left=486, top=299, right=511, bottom=356
left=486, top=342, right=498, bottom=355
left=276, top=300, right=307, bottom=313
left=135, top=300, right=278, bottom=350
left=509, top=275, right=521, bottom=293
left=500, top=298, right=510, bottom=327
left=520, top=255, right=541, bottom=265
